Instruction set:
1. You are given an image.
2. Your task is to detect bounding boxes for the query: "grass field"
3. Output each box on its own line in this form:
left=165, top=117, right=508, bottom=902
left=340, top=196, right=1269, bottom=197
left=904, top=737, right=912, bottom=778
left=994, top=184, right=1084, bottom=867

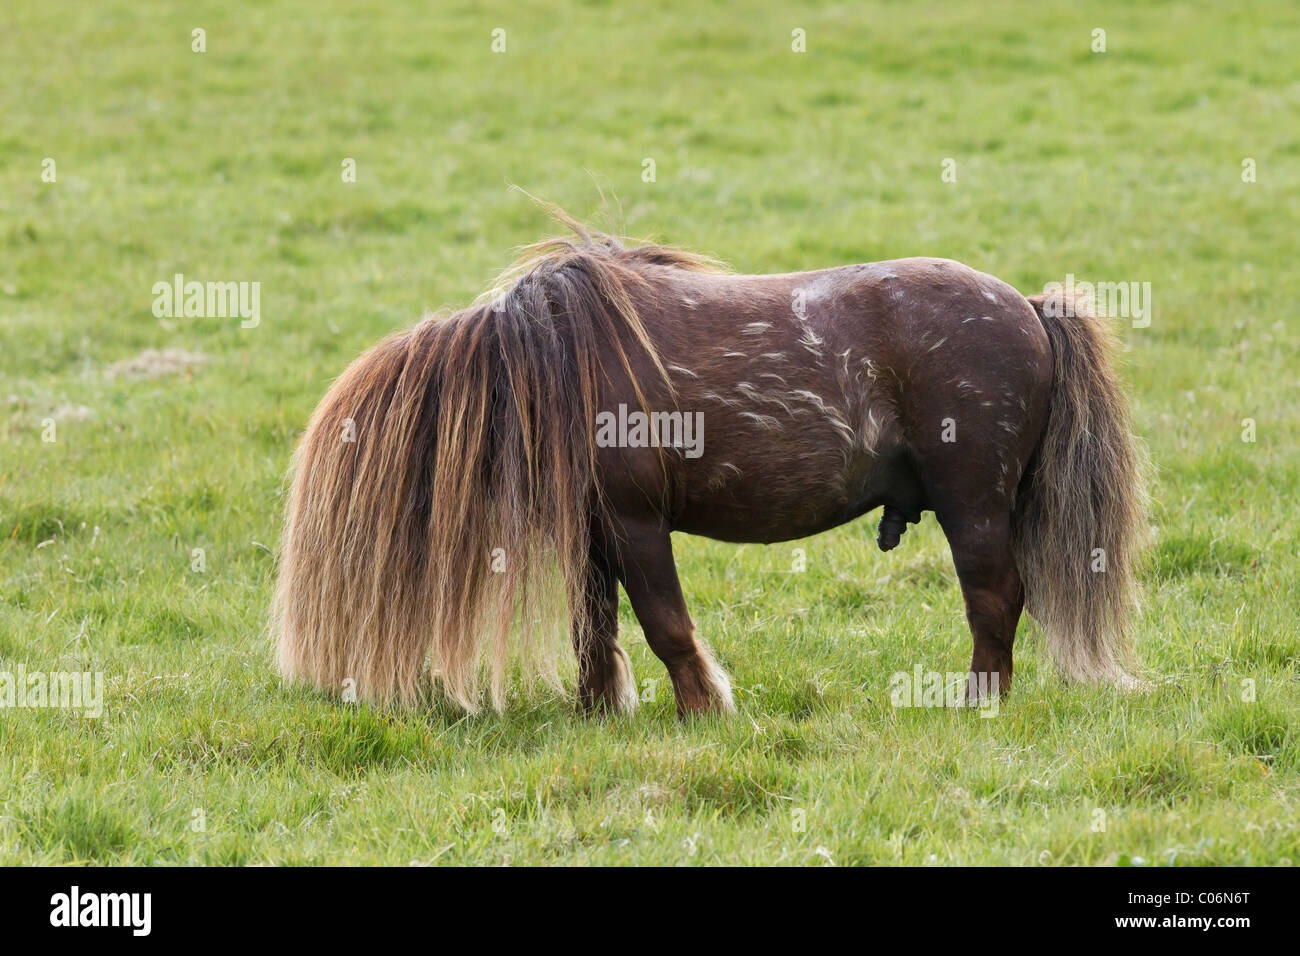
left=1, top=0, right=1297, bottom=865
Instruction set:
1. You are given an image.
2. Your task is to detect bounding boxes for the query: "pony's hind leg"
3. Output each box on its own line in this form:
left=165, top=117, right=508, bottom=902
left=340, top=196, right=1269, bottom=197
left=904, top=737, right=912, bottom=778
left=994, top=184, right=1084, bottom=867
left=936, top=510, right=1024, bottom=704
left=573, top=548, right=638, bottom=714
left=614, top=519, right=735, bottom=716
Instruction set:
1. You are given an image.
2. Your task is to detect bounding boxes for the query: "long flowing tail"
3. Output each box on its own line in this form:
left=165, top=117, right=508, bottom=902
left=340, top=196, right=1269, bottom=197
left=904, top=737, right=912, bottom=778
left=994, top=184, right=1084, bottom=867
left=270, top=226, right=703, bottom=710
left=1014, top=292, right=1150, bottom=685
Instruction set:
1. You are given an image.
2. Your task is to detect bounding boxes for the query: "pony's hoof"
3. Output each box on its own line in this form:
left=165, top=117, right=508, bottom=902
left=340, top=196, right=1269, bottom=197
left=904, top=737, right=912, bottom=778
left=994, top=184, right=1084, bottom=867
left=578, top=647, right=640, bottom=715
left=671, top=653, right=736, bottom=716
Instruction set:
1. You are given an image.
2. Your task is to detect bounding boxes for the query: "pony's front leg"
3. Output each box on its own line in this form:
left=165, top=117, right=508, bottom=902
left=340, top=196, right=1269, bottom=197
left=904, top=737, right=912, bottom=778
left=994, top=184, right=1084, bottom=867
left=573, top=548, right=639, bottom=715
left=614, top=520, right=735, bottom=716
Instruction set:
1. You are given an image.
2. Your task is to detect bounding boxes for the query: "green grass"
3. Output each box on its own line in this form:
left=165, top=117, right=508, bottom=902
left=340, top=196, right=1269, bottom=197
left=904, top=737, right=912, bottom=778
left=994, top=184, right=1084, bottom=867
left=2, top=0, right=1297, bottom=865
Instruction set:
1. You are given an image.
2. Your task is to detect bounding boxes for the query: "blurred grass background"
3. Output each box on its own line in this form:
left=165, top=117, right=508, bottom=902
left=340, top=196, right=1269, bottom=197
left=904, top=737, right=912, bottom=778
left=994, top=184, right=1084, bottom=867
left=0, top=0, right=1296, bottom=863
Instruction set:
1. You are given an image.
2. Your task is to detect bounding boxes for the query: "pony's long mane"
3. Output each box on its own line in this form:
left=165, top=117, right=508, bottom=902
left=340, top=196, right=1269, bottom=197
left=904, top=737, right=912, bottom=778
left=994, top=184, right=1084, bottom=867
left=271, top=215, right=722, bottom=710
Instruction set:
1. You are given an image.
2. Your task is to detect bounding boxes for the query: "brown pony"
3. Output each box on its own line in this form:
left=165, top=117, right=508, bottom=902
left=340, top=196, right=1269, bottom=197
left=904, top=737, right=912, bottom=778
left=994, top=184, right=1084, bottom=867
left=271, top=211, right=1148, bottom=715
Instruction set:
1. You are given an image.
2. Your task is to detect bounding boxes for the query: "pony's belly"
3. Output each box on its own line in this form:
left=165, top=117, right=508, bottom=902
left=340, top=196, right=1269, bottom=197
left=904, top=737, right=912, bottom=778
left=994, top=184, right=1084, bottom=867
left=671, top=445, right=921, bottom=544
left=673, top=501, right=868, bottom=544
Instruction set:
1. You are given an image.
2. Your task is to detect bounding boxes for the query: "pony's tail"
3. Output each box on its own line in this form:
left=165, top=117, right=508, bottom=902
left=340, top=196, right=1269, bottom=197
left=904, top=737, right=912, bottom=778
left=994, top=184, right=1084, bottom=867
left=1014, top=292, right=1150, bottom=686
left=272, top=239, right=666, bottom=710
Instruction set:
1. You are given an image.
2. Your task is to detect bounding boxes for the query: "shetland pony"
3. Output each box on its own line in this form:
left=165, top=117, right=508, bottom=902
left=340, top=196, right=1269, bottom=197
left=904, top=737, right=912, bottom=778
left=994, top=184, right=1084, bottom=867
left=272, top=212, right=1147, bottom=715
